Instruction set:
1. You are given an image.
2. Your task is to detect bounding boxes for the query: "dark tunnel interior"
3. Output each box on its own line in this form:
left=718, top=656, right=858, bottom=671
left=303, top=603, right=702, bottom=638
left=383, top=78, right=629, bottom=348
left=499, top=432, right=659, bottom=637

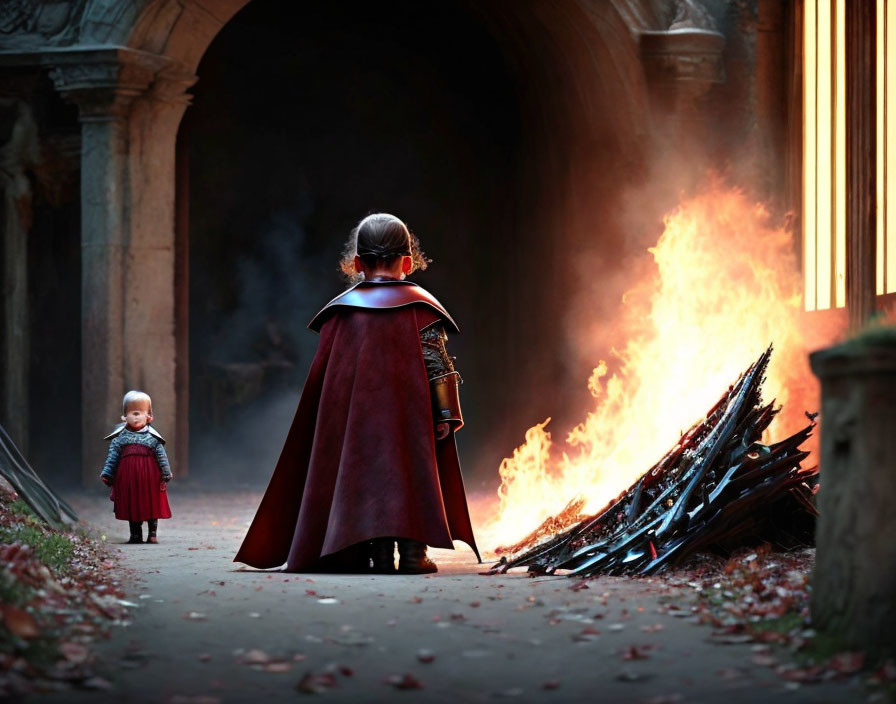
left=182, top=0, right=585, bottom=493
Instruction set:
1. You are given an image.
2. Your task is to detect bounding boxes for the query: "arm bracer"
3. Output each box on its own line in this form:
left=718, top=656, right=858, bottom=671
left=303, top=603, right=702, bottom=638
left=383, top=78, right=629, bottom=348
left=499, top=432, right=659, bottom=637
left=420, top=322, right=463, bottom=430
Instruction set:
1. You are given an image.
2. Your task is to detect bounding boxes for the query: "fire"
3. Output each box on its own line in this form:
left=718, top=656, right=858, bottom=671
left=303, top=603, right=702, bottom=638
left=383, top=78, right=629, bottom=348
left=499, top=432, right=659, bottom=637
left=482, top=184, right=822, bottom=553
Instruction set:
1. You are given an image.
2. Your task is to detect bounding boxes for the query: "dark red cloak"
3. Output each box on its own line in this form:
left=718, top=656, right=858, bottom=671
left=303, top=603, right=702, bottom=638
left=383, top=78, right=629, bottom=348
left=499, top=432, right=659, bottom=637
left=234, top=281, right=480, bottom=571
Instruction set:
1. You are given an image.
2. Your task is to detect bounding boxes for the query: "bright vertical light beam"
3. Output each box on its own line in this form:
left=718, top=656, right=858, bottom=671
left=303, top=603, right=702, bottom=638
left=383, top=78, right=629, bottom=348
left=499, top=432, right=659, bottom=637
left=835, top=0, right=847, bottom=307
left=804, top=0, right=818, bottom=311
left=877, top=0, right=887, bottom=295
left=817, top=0, right=833, bottom=310
left=887, top=0, right=896, bottom=293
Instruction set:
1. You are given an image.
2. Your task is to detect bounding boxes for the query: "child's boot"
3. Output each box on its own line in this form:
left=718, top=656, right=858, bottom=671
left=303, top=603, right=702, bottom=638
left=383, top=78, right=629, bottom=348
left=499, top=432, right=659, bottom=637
left=370, top=538, right=396, bottom=573
left=146, top=519, right=158, bottom=544
left=397, top=539, right=437, bottom=574
left=127, top=521, right=143, bottom=544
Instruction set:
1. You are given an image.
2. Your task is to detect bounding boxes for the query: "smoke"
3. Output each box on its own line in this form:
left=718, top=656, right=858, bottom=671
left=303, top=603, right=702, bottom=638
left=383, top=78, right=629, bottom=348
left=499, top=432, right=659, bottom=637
left=189, top=210, right=338, bottom=486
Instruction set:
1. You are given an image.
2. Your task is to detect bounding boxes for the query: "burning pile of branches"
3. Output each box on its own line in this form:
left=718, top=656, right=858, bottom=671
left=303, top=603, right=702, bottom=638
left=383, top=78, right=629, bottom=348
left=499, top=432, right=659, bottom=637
left=486, top=347, right=818, bottom=577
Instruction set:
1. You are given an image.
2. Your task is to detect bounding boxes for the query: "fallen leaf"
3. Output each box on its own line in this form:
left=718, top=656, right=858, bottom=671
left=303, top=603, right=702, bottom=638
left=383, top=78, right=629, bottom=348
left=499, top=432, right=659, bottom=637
left=1, top=606, right=39, bottom=639
left=81, top=677, right=112, bottom=690
left=243, top=649, right=271, bottom=665
left=542, top=680, right=560, bottom=690
left=417, top=649, right=435, bottom=663
left=296, top=672, right=337, bottom=694
left=386, top=674, right=423, bottom=690
left=621, top=646, right=649, bottom=661
left=829, top=651, right=865, bottom=675
left=264, top=662, right=293, bottom=674
left=59, top=641, right=89, bottom=664
left=752, top=654, right=777, bottom=667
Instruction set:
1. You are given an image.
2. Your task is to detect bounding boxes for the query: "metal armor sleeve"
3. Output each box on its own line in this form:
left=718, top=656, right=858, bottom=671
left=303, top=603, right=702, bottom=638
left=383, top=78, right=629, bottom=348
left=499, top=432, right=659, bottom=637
left=420, top=322, right=454, bottom=378
left=420, top=322, right=463, bottom=430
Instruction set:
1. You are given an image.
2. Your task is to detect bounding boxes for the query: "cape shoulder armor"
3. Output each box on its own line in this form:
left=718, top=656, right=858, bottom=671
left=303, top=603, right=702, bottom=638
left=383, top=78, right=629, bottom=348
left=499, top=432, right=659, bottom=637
left=308, top=280, right=459, bottom=334
left=104, top=423, right=166, bottom=444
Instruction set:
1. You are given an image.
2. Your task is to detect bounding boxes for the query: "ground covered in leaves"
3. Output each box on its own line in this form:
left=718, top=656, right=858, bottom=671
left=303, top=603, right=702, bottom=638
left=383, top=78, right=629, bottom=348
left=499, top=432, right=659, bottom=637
left=0, top=480, right=131, bottom=699
left=22, top=489, right=883, bottom=704
left=671, top=547, right=895, bottom=700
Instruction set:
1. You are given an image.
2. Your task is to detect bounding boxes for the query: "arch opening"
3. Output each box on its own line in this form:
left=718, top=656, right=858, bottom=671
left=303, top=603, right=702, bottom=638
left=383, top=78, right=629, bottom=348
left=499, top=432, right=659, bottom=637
left=176, top=0, right=648, bottom=490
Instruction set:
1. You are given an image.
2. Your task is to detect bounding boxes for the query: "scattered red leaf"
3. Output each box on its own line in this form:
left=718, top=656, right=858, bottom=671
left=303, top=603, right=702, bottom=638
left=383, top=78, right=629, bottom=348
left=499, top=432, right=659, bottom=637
left=386, top=674, right=423, bottom=690
left=621, top=646, right=649, bottom=661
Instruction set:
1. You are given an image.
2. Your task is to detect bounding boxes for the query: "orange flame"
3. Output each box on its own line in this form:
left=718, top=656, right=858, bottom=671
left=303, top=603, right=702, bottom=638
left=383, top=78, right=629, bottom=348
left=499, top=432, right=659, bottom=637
left=482, top=184, right=827, bottom=552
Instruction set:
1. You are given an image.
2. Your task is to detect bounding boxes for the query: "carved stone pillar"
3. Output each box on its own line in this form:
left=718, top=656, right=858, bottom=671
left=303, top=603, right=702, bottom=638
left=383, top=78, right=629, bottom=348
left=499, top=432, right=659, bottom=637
left=49, top=48, right=194, bottom=483
left=0, top=96, right=40, bottom=454
left=640, top=12, right=725, bottom=155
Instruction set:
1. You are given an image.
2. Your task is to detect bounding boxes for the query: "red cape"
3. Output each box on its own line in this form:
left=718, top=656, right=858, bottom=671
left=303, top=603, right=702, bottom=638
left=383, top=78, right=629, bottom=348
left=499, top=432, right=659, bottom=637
left=234, top=286, right=480, bottom=571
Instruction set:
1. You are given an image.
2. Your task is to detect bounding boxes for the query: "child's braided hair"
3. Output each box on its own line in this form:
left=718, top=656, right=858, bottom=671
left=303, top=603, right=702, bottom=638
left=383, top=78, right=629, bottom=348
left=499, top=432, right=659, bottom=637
left=339, top=213, right=430, bottom=284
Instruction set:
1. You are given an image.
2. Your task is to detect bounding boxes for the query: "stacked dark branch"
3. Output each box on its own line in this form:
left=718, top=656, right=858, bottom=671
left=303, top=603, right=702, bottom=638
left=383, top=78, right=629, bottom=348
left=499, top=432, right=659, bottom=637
left=0, top=423, right=77, bottom=529
left=487, top=347, right=818, bottom=577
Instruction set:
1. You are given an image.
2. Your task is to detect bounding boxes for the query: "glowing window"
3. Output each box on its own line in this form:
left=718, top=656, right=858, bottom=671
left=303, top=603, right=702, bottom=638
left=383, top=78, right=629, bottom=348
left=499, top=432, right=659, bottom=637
left=803, top=0, right=896, bottom=311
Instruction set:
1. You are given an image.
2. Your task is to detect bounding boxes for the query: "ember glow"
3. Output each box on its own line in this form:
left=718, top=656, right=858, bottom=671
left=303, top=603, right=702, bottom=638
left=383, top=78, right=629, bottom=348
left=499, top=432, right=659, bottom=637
left=483, top=185, right=816, bottom=553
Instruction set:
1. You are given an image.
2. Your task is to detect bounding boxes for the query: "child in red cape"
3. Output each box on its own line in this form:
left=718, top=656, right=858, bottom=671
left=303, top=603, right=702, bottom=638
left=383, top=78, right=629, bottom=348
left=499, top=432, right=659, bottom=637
left=234, top=213, right=479, bottom=573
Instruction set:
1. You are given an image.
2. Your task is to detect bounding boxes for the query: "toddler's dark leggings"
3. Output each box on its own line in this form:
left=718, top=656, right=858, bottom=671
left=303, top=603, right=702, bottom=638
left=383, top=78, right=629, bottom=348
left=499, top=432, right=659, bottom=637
left=128, top=520, right=158, bottom=535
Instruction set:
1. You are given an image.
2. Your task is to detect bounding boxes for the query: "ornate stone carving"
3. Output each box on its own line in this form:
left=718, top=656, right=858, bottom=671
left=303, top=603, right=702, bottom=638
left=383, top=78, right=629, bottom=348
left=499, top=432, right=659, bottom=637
left=0, top=0, right=154, bottom=50
left=669, top=0, right=717, bottom=32
left=0, top=0, right=87, bottom=48
left=47, top=48, right=182, bottom=119
left=80, top=0, right=152, bottom=45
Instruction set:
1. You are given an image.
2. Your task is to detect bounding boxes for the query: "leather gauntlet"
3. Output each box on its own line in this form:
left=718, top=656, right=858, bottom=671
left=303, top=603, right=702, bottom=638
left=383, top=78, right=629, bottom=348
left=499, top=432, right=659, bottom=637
left=431, top=371, right=463, bottom=431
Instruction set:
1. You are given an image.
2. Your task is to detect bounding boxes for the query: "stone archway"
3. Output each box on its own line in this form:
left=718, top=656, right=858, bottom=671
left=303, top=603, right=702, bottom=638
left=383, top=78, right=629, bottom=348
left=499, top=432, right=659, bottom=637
left=0, top=0, right=727, bottom=483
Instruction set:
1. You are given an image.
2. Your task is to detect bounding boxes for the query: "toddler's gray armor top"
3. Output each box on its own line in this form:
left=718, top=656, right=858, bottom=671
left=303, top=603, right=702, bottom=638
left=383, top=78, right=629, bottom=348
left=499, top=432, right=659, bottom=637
left=101, top=425, right=172, bottom=481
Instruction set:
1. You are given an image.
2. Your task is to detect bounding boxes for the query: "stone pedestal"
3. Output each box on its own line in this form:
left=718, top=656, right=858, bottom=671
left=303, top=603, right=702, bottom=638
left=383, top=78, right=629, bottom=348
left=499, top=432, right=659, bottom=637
left=809, top=334, right=896, bottom=657
left=49, top=48, right=194, bottom=483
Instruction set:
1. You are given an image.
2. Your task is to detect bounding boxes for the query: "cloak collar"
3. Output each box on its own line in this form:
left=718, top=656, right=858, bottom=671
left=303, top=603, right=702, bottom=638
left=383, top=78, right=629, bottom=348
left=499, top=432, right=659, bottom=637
left=308, top=280, right=459, bottom=334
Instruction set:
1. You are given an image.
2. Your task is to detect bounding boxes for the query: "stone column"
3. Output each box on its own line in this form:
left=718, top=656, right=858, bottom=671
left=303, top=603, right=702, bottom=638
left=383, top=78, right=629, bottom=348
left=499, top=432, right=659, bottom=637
left=49, top=48, right=194, bottom=483
left=0, top=97, right=40, bottom=454
left=810, top=336, right=896, bottom=657
left=124, top=65, right=194, bottom=479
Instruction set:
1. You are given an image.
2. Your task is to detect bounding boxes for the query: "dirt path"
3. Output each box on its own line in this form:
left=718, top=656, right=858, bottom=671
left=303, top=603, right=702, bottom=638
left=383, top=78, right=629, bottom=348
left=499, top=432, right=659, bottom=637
left=30, top=489, right=861, bottom=704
